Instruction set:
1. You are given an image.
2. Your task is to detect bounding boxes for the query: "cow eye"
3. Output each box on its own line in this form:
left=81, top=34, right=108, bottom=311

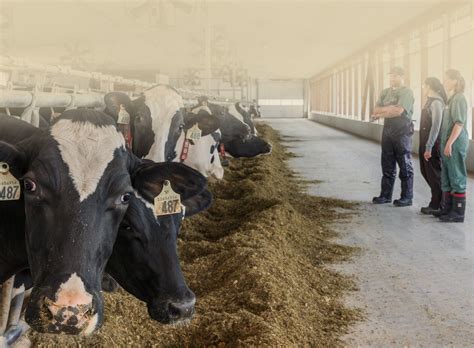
left=120, top=192, right=132, bottom=204
left=179, top=124, right=185, bottom=129
left=24, top=179, right=37, bottom=193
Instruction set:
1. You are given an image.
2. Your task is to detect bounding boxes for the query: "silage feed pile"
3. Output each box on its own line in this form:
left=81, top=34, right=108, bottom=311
left=31, top=123, right=360, bottom=347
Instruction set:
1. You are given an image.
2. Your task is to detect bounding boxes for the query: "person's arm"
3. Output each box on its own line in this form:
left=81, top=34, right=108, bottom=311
left=444, top=95, right=467, bottom=157
left=424, top=100, right=443, bottom=161
left=372, top=105, right=405, bottom=119
left=373, top=88, right=414, bottom=119
left=444, top=124, right=464, bottom=157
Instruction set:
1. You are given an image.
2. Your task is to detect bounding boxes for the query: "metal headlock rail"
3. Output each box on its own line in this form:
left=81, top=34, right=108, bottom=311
left=0, top=56, right=238, bottom=347
left=0, top=55, right=236, bottom=125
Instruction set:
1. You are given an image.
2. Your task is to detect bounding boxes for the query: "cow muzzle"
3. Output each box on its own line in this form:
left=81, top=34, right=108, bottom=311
left=25, top=274, right=102, bottom=335
left=148, top=290, right=196, bottom=324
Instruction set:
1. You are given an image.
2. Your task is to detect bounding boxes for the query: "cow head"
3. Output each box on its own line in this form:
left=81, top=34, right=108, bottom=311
left=224, top=135, right=273, bottom=158
left=206, top=103, right=251, bottom=143
left=183, top=106, right=224, bottom=179
left=104, top=92, right=157, bottom=160
left=104, top=89, right=186, bottom=162
left=0, top=109, right=190, bottom=335
left=106, top=162, right=211, bottom=324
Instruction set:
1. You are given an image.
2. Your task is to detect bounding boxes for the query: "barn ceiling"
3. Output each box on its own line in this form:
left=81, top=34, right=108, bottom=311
left=0, top=0, right=458, bottom=79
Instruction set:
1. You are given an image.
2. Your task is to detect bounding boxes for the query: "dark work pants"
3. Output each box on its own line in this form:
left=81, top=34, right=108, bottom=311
left=419, top=142, right=442, bottom=208
left=380, top=131, right=414, bottom=200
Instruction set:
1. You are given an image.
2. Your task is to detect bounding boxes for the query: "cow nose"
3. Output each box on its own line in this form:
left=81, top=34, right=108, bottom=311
left=167, top=297, right=196, bottom=321
left=43, top=273, right=98, bottom=334
left=47, top=301, right=93, bottom=328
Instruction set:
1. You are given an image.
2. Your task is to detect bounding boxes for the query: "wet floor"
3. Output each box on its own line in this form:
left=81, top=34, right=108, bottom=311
left=265, top=118, right=474, bottom=347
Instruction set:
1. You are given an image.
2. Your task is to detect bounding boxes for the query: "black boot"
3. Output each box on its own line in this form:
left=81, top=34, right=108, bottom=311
left=433, top=192, right=452, bottom=217
left=420, top=205, right=438, bottom=215
left=373, top=176, right=394, bottom=204
left=394, top=178, right=413, bottom=207
left=394, top=197, right=413, bottom=207
left=372, top=195, right=392, bottom=204
left=440, top=194, right=466, bottom=223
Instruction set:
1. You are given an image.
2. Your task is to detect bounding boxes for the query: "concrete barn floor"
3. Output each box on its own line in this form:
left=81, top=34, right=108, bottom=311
left=265, top=118, right=474, bottom=347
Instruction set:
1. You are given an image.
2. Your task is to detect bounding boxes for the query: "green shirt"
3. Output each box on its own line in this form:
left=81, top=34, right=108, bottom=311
left=441, top=93, right=468, bottom=144
left=376, top=86, right=415, bottom=120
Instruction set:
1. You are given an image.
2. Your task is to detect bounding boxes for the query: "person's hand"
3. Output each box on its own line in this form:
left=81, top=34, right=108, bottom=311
left=444, top=143, right=453, bottom=157
left=424, top=151, right=432, bottom=161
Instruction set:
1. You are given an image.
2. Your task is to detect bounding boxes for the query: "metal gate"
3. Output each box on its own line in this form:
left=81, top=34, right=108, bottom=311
left=257, top=79, right=305, bottom=118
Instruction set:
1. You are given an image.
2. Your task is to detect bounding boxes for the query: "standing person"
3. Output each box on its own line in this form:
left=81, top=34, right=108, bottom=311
left=419, top=77, right=447, bottom=215
left=372, top=67, right=415, bottom=207
left=435, top=69, right=469, bottom=223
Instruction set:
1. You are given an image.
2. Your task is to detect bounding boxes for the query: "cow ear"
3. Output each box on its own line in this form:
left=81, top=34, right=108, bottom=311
left=104, top=92, right=133, bottom=120
left=131, top=161, right=207, bottom=202
left=197, top=113, right=221, bottom=136
left=184, top=112, right=221, bottom=136
left=0, top=141, right=28, bottom=178
left=182, top=189, right=212, bottom=217
left=131, top=96, right=146, bottom=111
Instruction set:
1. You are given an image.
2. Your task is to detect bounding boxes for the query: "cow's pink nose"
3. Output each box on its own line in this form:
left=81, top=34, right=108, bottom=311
left=46, top=273, right=95, bottom=330
left=47, top=302, right=93, bottom=328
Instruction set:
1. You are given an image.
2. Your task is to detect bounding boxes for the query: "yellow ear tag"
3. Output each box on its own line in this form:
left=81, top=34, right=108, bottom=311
left=154, top=180, right=182, bottom=216
left=186, top=123, right=202, bottom=141
left=0, top=162, right=21, bottom=201
left=118, top=104, right=131, bottom=125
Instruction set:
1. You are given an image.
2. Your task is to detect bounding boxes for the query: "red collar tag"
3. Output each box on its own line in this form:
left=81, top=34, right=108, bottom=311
left=118, top=124, right=133, bottom=150
left=180, top=139, right=190, bottom=162
left=220, top=143, right=226, bottom=159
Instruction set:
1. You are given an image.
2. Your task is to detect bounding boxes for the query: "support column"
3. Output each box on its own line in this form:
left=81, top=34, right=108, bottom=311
left=354, top=60, right=360, bottom=120
left=349, top=64, right=353, bottom=118
left=420, top=26, right=429, bottom=107
left=442, top=13, right=451, bottom=72
left=403, top=34, right=411, bottom=87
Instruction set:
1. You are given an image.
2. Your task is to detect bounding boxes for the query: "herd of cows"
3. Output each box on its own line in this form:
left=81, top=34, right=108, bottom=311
left=0, top=85, right=272, bottom=343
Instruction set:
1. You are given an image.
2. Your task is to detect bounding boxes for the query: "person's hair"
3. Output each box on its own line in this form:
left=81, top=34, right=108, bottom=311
left=445, top=69, right=465, bottom=93
left=424, top=77, right=447, bottom=103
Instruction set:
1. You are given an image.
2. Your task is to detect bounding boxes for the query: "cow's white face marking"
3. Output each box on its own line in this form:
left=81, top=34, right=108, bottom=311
left=143, top=86, right=184, bottom=162
left=191, top=105, right=212, bottom=115
left=133, top=189, right=156, bottom=216
left=228, top=104, right=244, bottom=122
left=51, top=120, right=125, bottom=202
left=53, top=273, right=93, bottom=307
left=183, top=133, right=224, bottom=180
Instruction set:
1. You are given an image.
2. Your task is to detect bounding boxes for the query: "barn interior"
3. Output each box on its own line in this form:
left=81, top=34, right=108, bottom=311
left=0, top=0, right=473, bottom=346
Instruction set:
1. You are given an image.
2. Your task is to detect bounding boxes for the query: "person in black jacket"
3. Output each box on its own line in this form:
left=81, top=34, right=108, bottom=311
left=419, top=77, right=447, bottom=215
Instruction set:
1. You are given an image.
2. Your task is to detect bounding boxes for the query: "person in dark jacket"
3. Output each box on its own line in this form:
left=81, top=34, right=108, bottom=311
left=434, top=69, right=469, bottom=223
left=419, top=77, right=447, bottom=215
left=372, top=67, right=415, bottom=207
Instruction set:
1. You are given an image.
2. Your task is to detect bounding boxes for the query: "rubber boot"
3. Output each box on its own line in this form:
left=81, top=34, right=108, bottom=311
left=439, top=194, right=466, bottom=223
left=373, top=177, right=394, bottom=204
left=394, top=178, right=413, bottom=207
left=433, top=192, right=452, bottom=217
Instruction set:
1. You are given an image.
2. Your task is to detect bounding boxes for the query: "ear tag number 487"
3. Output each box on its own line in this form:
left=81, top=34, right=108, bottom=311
left=0, top=162, right=21, bottom=201
left=154, top=180, right=182, bottom=216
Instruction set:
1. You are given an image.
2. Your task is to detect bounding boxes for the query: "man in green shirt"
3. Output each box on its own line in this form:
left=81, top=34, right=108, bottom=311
left=371, top=67, right=415, bottom=207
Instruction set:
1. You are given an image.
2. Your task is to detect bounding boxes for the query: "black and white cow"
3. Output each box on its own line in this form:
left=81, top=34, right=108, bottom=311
left=0, top=111, right=208, bottom=334
left=104, top=85, right=249, bottom=179
left=202, top=102, right=272, bottom=158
